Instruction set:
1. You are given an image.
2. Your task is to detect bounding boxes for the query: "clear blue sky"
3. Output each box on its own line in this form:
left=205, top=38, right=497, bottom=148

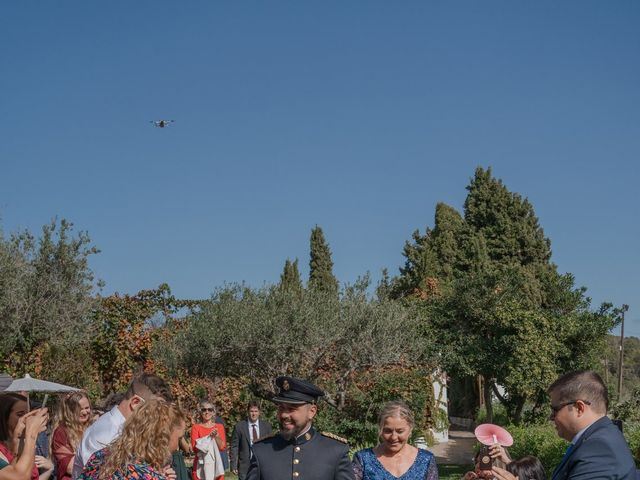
left=1, top=2, right=639, bottom=335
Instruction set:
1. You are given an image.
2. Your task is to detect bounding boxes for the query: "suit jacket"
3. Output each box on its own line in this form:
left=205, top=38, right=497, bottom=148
left=230, top=419, right=273, bottom=479
left=552, top=416, right=636, bottom=480
left=246, top=427, right=354, bottom=480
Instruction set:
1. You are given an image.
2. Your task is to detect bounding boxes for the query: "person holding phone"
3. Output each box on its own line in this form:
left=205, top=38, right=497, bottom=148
left=0, top=393, right=53, bottom=480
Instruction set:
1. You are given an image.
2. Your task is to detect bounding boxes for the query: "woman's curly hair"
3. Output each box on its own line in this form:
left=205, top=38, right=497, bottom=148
left=99, top=399, right=186, bottom=480
left=53, top=391, right=93, bottom=450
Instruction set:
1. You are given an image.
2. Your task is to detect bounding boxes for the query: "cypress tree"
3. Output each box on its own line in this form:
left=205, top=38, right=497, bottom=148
left=308, top=225, right=338, bottom=294
left=392, top=202, right=464, bottom=298
left=279, top=258, right=303, bottom=293
left=464, top=166, right=551, bottom=267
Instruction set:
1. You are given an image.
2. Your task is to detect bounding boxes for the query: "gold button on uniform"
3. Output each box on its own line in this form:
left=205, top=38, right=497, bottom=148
left=293, top=473, right=299, bottom=477
left=293, top=459, right=299, bottom=464
left=294, top=447, right=301, bottom=452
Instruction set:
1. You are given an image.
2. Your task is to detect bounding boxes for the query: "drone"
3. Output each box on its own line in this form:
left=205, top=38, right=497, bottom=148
left=150, top=120, right=174, bottom=128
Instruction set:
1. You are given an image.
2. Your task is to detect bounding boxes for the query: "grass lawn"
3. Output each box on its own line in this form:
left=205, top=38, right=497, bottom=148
left=438, top=464, right=473, bottom=480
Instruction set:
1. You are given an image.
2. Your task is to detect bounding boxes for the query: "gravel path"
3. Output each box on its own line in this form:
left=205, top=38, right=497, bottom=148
left=430, top=430, right=477, bottom=466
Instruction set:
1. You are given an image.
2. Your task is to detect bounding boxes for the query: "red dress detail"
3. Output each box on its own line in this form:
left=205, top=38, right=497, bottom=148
left=190, top=424, right=225, bottom=480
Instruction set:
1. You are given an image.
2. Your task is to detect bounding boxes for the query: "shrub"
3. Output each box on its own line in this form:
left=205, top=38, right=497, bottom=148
left=624, top=422, right=640, bottom=467
left=507, top=423, right=567, bottom=477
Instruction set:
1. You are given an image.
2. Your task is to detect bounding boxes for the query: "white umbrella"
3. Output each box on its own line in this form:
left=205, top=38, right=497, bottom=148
left=5, top=374, right=79, bottom=393
left=5, top=374, right=80, bottom=410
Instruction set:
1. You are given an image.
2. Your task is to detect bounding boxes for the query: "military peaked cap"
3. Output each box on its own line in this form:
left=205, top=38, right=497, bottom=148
left=272, top=376, right=325, bottom=404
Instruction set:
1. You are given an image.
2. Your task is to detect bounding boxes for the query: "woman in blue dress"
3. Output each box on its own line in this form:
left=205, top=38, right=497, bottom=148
left=352, top=401, right=438, bottom=480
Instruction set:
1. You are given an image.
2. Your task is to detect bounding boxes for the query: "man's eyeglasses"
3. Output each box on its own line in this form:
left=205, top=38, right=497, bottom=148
left=549, top=400, right=591, bottom=418
left=201, top=408, right=215, bottom=412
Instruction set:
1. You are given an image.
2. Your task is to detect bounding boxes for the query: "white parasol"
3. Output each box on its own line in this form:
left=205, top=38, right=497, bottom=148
left=5, top=374, right=80, bottom=393
left=5, top=374, right=80, bottom=409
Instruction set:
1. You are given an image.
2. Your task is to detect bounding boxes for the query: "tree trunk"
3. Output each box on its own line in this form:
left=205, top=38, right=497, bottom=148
left=483, top=376, right=493, bottom=423
left=512, top=396, right=526, bottom=424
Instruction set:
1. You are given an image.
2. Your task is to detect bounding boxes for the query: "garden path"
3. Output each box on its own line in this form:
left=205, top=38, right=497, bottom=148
left=430, top=430, right=476, bottom=466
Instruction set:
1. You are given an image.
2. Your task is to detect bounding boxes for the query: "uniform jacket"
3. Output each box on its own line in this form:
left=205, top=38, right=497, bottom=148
left=246, top=427, right=354, bottom=480
left=552, top=416, right=636, bottom=480
left=230, top=419, right=273, bottom=479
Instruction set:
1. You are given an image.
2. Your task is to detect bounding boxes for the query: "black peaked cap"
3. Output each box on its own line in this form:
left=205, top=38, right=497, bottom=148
left=272, top=376, right=325, bottom=404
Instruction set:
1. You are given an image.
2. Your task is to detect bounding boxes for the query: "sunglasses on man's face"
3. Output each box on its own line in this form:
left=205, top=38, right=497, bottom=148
left=201, top=408, right=215, bottom=412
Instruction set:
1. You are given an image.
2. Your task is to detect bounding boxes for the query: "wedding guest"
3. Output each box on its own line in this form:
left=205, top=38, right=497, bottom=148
left=77, top=399, right=185, bottom=480
left=52, top=392, right=93, bottom=480
left=0, top=393, right=53, bottom=480
left=229, top=401, right=272, bottom=480
left=72, top=374, right=173, bottom=478
left=352, top=401, right=437, bottom=480
left=190, top=402, right=225, bottom=480
left=547, top=371, right=635, bottom=480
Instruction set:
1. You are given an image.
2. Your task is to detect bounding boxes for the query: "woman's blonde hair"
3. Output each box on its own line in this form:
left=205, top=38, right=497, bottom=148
left=378, top=401, right=415, bottom=434
left=53, top=391, right=92, bottom=450
left=99, top=399, right=186, bottom=480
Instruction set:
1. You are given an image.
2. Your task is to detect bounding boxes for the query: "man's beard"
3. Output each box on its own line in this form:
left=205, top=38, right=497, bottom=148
left=279, top=420, right=305, bottom=440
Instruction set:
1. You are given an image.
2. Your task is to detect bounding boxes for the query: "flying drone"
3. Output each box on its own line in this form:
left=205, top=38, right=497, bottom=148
left=150, top=120, right=174, bottom=128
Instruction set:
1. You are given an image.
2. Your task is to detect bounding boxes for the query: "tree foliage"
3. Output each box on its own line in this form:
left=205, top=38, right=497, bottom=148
left=308, top=226, right=338, bottom=294
left=93, top=284, right=198, bottom=393
left=154, top=278, right=437, bottom=438
left=279, top=258, right=303, bottom=294
left=0, top=219, right=100, bottom=385
left=394, top=167, right=618, bottom=423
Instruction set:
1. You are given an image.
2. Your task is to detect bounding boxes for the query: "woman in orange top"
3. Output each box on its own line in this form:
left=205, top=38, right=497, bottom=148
left=190, top=401, right=225, bottom=480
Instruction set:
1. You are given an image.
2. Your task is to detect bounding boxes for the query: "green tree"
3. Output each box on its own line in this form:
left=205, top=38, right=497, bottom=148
left=392, top=202, right=465, bottom=299
left=308, top=225, right=338, bottom=294
left=279, top=258, right=303, bottom=293
left=93, top=284, right=197, bottom=393
left=157, top=280, right=435, bottom=411
left=0, top=219, right=101, bottom=389
left=464, top=166, right=551, bottom=267
left=396, top=167, right=618, bottom=423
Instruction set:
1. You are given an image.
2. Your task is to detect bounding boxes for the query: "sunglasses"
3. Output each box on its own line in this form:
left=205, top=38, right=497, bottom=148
left=201, top=408, right=215, bottom=412
left=549, top=399, right=591, bottom=419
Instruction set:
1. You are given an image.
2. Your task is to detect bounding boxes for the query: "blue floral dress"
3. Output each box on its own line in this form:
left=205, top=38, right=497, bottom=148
left=352, top=448, right=438, bottom=480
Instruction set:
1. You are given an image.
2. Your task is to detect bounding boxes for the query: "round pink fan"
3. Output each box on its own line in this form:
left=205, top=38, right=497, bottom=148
left=474, top=423, right=514, bottom=446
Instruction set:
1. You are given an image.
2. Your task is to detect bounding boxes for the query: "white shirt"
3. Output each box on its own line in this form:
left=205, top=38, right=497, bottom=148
left=72, top=406, right=126, bottom=479
left=247, top=420, right=260, bottom=445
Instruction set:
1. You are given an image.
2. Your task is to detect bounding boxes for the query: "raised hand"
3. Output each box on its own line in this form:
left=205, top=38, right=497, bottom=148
left=489, top=444, right=511, bottom=464
left=24, top=408, right=50, bottom=439
left=162, top=466, right=177, bottom=480
left=35, top=455, right=54, bottom=473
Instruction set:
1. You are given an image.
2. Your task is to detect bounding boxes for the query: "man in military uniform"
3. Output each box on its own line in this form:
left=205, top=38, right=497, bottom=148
left=246, top=377, right=354, bottom=480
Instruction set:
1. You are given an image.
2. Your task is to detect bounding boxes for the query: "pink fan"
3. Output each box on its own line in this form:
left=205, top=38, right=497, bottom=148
left=474, top=423, right=514, bottom=447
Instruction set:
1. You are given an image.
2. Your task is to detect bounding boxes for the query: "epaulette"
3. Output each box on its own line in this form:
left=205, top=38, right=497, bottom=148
left=321, top=431, right=348, bottom=444
left=254, top=433, right=276, bottom=443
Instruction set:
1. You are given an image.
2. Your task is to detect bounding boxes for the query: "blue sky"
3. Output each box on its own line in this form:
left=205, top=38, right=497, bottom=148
left=1, top=2, right=639, bottom=335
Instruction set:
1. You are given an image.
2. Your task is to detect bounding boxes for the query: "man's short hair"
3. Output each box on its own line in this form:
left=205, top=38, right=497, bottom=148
left=548, top=370, right=608, bottom=414
left=247, top=400, right=261, bottom=410
left=124, top=373, right=173, bottom=402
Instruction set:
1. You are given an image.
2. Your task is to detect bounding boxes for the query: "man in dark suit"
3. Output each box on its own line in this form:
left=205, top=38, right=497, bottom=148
left=548, top=370, right=636, bottom=480
left=230, top=401, right=273, bottom=480
left=246, top=377, right=354, bottom=480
